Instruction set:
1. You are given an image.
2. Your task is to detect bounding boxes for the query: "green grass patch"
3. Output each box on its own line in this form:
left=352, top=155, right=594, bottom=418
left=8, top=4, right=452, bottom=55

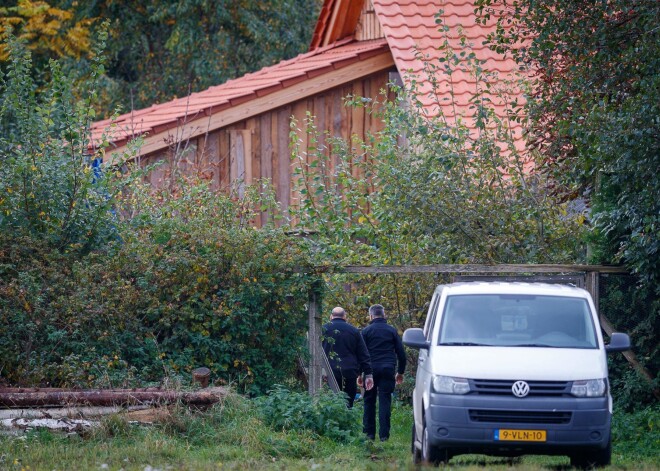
left=0, top=394, right=657, bottom=470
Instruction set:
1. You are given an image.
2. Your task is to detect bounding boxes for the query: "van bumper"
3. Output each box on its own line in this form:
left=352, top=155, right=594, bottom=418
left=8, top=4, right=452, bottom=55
left=426, top=394, right=611, bottom=455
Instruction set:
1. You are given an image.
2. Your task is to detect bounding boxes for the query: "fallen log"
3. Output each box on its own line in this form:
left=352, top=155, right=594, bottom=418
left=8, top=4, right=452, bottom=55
left=0, top=387, right=227, bottom=408
left=0, top=405, right=152, bottom=420
left=1, top=417, right=94, bottom=434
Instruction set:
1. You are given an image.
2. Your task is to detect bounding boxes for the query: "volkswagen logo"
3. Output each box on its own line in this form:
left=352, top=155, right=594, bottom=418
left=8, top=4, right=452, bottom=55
left=512, top=380, right=530, bottom=398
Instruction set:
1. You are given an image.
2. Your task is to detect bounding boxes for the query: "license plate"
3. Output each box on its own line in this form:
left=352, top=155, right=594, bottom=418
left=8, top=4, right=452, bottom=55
left=494, top=429, right=546, bottom=442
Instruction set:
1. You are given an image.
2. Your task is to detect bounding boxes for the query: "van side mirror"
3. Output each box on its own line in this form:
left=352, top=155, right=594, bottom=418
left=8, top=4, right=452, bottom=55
left=403, top=328, right=430, bottom=350
left=605, top=332, right=631, bottom=353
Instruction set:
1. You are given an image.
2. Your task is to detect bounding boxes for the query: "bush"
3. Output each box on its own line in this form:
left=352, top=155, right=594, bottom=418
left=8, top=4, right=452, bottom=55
left=0, top=36, right=315, bottom=392
left=0, top=31, right=137, bottom=255
left=612, top=406, right=660, bottom=460
left=0, top=179, right=315, bottom=393
left=255, top=385, right=360, bottom=442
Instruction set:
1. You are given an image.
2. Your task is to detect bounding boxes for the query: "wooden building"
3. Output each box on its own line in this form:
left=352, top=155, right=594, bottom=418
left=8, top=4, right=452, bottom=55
left=91, top=0, right=521, bottom=220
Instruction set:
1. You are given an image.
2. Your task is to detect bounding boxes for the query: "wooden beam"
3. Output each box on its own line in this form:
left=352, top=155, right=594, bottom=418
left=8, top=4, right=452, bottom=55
left=336, top=264, right=629, bottom=275
left=308, top=280, right=324, bottom=395
left=585, top=271, right=599, bottom=311
left=341, top=0, right=366, bottom=39
left=107, top=52, right=394, bottom=163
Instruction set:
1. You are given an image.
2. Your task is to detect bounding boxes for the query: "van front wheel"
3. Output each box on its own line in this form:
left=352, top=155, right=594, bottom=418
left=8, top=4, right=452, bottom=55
left=570, top=439, right=611, bottom=469
left=421, top=422, right=450, bottom=465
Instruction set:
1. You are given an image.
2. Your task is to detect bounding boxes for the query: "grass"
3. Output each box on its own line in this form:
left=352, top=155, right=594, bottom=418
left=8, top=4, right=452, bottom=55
left=0, top=393, right=658, bottom=471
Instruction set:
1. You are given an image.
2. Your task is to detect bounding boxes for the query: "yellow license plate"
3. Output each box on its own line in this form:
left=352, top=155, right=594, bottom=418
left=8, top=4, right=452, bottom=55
left=494, top=429, right=546, bottom=442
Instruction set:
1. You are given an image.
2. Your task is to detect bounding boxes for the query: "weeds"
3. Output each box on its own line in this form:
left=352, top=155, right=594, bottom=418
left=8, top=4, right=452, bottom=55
left=0, top=396, right=657, bottom=470
left=255, top=385, right=360, bottom=442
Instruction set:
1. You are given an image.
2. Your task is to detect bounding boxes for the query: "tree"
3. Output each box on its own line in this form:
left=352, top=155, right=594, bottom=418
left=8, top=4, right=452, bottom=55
left=475, top=0, right=660, bottom=288
left=0, top=30, right=136, bottom=253
left=1, top=0, right=321, bottom=115
left=0, top=0, right=93, bottom=62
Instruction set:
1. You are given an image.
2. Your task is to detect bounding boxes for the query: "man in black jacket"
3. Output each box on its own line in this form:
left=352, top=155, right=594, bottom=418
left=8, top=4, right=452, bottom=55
left=360, top=304, right=406, bottom=441
left=322, top=306, right=373, bottom=408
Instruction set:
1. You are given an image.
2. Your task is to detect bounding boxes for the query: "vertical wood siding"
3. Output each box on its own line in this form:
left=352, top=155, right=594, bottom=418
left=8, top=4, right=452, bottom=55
left=142, top=69, right=393, bottom=224
left=355, top=0, right=384, bottom=41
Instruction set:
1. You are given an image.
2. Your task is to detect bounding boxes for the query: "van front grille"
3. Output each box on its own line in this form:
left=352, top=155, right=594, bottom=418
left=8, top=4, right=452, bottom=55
left=471, top=379, right=571, bottom=396
left=469, top=409, right=572, bottom=424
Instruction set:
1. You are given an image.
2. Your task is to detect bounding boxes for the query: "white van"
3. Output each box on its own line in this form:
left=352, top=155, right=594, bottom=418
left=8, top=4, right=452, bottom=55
left=403, top=282, right=630, bottom=468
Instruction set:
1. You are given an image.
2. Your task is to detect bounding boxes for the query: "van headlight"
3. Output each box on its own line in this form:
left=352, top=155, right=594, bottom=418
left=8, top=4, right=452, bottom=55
left=571, top=379, right=607, bottom=397
left=432, top=375, right=470, bottom=395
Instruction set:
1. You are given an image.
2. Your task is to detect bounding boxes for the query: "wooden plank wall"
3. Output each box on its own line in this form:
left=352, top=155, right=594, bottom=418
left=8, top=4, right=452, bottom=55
left=140, top=69, right=393, bottom=225
left=355, top=0, right=384, bottom=41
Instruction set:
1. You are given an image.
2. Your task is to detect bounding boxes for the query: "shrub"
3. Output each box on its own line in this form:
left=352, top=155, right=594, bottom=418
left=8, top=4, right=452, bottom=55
left=255, top=385, right=360, bottom=442
left=0, top=30, right=137, bottom=255
left=0, top=175, right=315, bottom=393
left=612, top=406, right=660, bottom=460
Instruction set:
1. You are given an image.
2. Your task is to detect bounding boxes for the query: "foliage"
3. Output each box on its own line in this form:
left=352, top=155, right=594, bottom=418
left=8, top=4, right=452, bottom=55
left=14, top=0, right=321, bottom=114
left=0, top=401, right=658, bottom=469
left=0, top=31, right=136, bottom=254
left=290, top=22, right=585, bottom=334
left=475, top=0, right=660, bottom=289
left=598, top=274, right=659, bottom=410
left=0, top=178, right=314, bottom=393
left=0, top=34, right=315, bottom=394
left=0, top=0, right=93, bottom=62
left=255, top=385, right=360, bottom=442
left=611, top=406, right=660, bottom=461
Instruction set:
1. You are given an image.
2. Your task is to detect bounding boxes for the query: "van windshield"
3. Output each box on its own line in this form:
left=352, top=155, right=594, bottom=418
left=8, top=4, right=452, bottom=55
left=438, top=294, right=598, bottom=349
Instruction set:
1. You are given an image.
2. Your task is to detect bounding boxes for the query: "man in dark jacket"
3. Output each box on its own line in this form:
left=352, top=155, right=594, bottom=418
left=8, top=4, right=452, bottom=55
left=322, top=306, right=373, bottom=408
left=360, top=304, right=406, bottom=441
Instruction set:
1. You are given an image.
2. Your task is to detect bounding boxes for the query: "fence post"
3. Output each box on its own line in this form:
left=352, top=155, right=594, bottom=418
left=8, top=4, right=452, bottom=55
left=585, top=271, right=599, bottom=312
left=308, top=279, right=324, bottom=395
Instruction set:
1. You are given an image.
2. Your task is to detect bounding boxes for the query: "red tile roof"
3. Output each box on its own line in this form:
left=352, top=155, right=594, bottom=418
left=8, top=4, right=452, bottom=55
left=372, top=0, right=523, bottom=124
left=94, top=0, right=525, bottom=153
left=91, top=37, right=390, bottom=149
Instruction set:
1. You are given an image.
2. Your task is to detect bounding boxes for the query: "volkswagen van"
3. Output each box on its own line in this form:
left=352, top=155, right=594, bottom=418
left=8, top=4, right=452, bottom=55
left=403, top=282, right=630, bottom=468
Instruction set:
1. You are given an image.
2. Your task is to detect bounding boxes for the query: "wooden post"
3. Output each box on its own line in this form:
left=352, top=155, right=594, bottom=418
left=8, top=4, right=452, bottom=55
left=308, top=280, right=324, bottom=395
left=585, top=271, right=599, bottom=313
left=192, top=367, right=211, bottom=388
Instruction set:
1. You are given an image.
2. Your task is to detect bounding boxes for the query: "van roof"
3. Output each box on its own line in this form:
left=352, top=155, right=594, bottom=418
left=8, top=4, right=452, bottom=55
left=438, top=282, right=590, bottom=298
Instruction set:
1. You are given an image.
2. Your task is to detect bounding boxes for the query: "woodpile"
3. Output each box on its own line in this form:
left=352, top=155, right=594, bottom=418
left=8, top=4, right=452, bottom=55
left=0, top=383, right=227, bottom=434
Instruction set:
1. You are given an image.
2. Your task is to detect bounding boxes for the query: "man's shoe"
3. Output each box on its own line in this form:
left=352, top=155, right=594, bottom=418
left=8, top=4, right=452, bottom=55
left=380, top=437, right=389, bottom=442
left=366, top=435, right=375, bottom=441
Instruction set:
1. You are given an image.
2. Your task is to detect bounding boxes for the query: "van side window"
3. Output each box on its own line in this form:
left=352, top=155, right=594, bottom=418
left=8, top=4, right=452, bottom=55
left=423, top=293, right=437, bottom=337
left=424, top=293, right=441, bottom=341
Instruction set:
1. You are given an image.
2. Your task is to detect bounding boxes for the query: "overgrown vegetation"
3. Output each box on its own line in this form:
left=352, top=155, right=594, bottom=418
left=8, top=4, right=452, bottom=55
left=475, top=0, right=659, bottom=290
left=255, top=385, right=360, bottom=442
left=0, top=36, right=314, bottom=394
left=0, top=0, right=321, bottom=114
left=0, top=394, right=657, bottom=470
left=289, top=19, right=587, bottom=359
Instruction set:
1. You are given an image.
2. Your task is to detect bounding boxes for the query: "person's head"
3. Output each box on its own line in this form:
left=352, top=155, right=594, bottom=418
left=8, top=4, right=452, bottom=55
left=331, top=306, right=346, bottom=319
left=369, top=304, right=385, bottom=319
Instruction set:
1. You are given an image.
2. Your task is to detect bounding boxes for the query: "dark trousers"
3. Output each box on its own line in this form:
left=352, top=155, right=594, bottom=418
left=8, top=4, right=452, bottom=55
left=331, top=368, right=358, bottom=408
left=363, top=366, right=396, bottom=440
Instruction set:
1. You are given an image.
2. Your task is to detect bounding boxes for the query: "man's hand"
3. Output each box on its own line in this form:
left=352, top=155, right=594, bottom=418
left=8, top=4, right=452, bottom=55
left=356, top=376, right=363, bottom=387
left=365, top=376, right=374, bottom=390
left=395, top=373, right=404, bottom=385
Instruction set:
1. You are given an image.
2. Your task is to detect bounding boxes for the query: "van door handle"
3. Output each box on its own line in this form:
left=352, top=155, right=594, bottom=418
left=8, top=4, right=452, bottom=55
left=419, top=357, right=425, bottom=363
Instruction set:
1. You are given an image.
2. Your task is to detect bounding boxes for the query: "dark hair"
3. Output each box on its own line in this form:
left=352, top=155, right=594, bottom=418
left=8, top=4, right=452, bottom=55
left=369, top=304, right=385, bottom=317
